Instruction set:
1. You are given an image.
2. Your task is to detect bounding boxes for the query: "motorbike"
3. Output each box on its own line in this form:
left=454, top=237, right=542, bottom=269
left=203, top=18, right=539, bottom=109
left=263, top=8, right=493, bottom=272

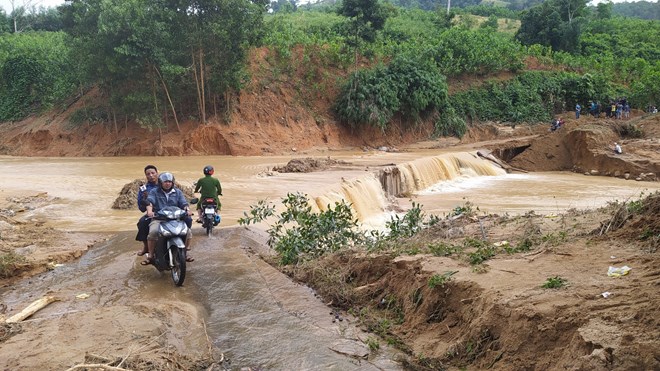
left=150, top=206, right=190, bottom=286
left=200, top=197, right=221, bottom=236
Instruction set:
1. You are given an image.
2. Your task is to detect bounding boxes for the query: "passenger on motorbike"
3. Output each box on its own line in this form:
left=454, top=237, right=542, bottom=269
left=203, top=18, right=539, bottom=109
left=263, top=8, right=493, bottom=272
left=143, top=172, right=194, bottom=265
left=194, top=165, right=222, bottom=222
left=136, top=165, right=159, bottom=256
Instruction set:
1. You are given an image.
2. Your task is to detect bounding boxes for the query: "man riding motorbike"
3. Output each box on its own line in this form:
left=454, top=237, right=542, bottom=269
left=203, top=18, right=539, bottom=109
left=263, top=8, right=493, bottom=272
left=194, top=165, right=222, bottom=222
left=143, top=172, right=194, bottom=265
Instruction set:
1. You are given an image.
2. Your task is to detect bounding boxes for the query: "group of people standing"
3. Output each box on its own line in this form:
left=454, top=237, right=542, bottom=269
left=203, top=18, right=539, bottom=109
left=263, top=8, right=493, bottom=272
left=579, top=99, right=631, bottom=119
left=135, top=165, right=222, bottom=266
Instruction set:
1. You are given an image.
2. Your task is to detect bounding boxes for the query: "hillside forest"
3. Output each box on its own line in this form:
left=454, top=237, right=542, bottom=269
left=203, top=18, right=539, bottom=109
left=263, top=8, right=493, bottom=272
left=0, top=0, right=659, bottom=138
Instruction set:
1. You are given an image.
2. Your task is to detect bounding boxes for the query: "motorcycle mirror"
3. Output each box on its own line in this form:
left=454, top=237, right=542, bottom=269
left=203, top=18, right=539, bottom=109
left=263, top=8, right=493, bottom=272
left=190, top=197, right=199, bottom=204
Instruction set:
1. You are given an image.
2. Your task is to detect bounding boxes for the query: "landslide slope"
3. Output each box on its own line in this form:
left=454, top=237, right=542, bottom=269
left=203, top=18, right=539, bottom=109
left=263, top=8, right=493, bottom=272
left=486, top=113, right=660, bottom=180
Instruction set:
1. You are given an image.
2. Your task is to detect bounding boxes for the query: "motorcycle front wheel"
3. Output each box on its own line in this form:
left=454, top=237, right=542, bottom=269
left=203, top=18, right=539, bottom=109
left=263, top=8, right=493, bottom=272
left=170, top=247, right=186, bottom=286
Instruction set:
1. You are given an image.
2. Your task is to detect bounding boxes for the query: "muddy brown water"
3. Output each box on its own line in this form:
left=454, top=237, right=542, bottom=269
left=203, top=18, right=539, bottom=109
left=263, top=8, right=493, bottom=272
left=2, top=152, right=659, bottom=369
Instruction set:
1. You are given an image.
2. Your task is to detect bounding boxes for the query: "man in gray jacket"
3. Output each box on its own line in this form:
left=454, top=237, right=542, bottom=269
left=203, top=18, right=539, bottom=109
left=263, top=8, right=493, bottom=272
left=142, top=172, right=194, bottom=265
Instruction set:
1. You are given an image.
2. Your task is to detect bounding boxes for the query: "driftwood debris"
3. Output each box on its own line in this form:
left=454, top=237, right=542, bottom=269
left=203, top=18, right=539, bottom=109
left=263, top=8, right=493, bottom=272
left=477, top=149, right=528, bottom=173
left=5, top=295, right=60, bottom=323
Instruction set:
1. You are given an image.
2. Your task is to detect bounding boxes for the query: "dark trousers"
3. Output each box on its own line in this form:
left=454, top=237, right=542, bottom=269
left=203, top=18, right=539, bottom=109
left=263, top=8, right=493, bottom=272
left=136, top=215, right=150, bottom=241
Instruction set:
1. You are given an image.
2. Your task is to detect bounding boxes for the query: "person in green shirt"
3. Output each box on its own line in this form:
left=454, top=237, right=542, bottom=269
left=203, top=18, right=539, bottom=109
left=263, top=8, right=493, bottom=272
left=194, top=165, right=222, bottom=222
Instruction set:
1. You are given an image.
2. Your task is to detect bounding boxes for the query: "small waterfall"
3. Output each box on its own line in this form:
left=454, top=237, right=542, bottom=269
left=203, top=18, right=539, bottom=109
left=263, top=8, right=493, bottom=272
left=379, top=152, right=507, bottom=197
left=316, top=152, right=506, bottom=222
left=314, top=174, right=388, bottom=222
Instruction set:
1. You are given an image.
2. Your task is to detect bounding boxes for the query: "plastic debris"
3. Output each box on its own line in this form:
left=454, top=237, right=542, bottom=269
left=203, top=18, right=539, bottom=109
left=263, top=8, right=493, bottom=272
left=493, top=240, right=509, bottom=247
left=607, top=266, right=631, bottom=277
left=75, top=293, right=90, bottom=299
left=601, top=291, right=612, bottom=298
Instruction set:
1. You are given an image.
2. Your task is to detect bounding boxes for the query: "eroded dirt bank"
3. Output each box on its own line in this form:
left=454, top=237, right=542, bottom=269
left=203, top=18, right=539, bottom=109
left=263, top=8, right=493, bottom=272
left=289, top=192, right=660, bottom=370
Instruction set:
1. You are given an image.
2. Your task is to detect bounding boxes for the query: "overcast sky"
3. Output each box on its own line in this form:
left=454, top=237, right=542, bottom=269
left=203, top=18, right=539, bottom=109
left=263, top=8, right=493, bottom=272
left=0, top=0, right=647, bottom=15
left=1, top=0, right=64, bottom=13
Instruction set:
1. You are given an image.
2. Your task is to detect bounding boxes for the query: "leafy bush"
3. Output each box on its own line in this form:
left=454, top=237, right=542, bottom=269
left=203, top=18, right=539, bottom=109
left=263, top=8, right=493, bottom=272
left=431, top=28, right=525, bottom=76
left=428, top=242, right=463, bottom=257
left=240, top=195, right=442, bottom=264
left=239, top=192, right=364, bottom=264
left=428, top=271, right=457, bottom=289
left=385, top=202, right=437, bottom=239
left=448, top=70, right=617, bottom=123
left=334, top=55, right=447, bottom=130
left=334, top=65, right=400, bottom=130
left=542, top=276, right=567, bottom=289
left=0, top=32, right=77, bottom=121
left=0, top=251, right=27, bottom=278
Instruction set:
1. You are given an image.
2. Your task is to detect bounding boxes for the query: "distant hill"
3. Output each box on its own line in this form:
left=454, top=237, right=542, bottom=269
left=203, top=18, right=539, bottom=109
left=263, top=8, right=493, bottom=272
left=612, top=1, right=660, bottom=20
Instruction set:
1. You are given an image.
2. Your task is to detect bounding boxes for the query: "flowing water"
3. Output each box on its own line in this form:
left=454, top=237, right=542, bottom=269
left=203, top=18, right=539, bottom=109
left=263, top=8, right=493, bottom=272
left=2, top=151, right=659, bottom=369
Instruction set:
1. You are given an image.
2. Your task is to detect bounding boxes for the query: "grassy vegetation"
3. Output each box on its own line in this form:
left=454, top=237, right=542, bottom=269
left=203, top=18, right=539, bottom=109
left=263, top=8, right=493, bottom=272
left=0, top=251, right=28, bottom=279
left=542, top=276, right=567, bottom=289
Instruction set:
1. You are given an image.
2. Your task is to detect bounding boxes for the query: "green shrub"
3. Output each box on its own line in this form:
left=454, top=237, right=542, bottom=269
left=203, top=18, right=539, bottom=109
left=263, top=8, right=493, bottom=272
left=542, top=276, right=567, bottom=289
left=0, top=251, right=27, bottom=278
left=428, top=271, right=457, bottom=289
left=239, top=192, right=364, bottom=264
left=0, top=32, right=77, bottom=121
left=334, top=56, right=447, bottom=131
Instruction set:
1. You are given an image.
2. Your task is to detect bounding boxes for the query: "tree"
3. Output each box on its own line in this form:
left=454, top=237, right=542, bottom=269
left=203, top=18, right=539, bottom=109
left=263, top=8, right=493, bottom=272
left=0, top=32, right=76, bottom=121
left=270, top=0, right=297, bottom=13
left=337, top=0, right=393, bottom=68
left=176, top=0, right=267, bottom=123
left=595, top=1, right=612, bottom=20
left=22, top=7, right=63, bottom=31
left=516, top=0, right=587, bottom=52
left=6, top=0, right=45, bottom=33
left=60, top=0, right=267, bottom=128
left=337, top=0, right=391, bottom=44
left=0, top=10, right=10, bottom=33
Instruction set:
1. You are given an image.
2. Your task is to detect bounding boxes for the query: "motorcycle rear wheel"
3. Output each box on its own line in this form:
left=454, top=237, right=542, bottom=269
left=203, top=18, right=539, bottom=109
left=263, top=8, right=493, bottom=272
left=170, top=248, right=186, bottom=286
left=205, top=216, right=214, bottom=236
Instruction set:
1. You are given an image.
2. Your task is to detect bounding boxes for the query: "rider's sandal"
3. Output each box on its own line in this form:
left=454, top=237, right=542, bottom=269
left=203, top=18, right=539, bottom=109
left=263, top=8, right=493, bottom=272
left=186, top=256, right=195, bottom=262
left=136, top=249, right=148, bottom=256
left=140, top=256, right=153, bottom=266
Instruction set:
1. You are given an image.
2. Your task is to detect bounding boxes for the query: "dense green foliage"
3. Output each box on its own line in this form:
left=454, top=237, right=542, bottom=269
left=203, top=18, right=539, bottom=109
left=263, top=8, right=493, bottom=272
left=0, top=32, right=76, bottom=121
left=448, top=71, right=617, bottom=123
left=612, top=1, right=660, bottom=20
left=238, top=194, right=437, bottom=264
left=59, top=0, right=267, bottom=127
left=431, top=28, right=525, bottom=75
left=1, top=0, right=658, bottom=131
left=238, top=193, right=366, bottom=264
left=516, top=0, right=588, bottom=52
left=334, top=56, right=448, bottom=130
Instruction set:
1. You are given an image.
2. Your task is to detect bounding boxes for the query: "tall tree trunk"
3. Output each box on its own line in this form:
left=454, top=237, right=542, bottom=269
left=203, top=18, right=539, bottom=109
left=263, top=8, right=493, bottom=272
left=152, top=64, right=181, bottom=132
left=192, top=49, right=204, bottom=124
left=112, top=108, right=118, bottom=135
left=213, top=94, right=217, bottom=118
left=199, top=48, right=206, bottom=124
